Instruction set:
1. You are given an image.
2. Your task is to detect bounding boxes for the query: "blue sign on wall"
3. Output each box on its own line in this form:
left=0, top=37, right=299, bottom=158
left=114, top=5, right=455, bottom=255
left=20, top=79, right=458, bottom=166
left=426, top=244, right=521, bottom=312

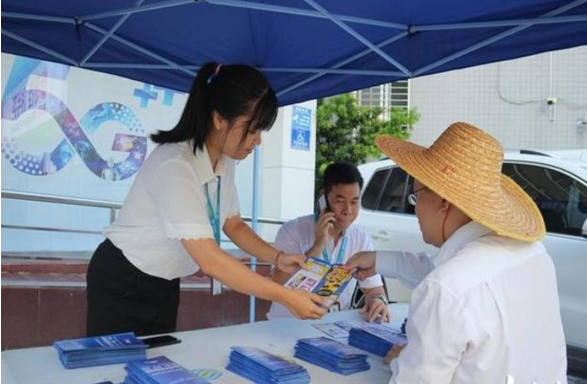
left=290, top=105, right=311, bottom=151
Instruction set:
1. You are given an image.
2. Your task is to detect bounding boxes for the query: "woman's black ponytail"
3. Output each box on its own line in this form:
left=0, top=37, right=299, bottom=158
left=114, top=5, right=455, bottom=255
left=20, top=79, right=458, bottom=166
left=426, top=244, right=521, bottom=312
left=150, top=62, right=278, bottom=153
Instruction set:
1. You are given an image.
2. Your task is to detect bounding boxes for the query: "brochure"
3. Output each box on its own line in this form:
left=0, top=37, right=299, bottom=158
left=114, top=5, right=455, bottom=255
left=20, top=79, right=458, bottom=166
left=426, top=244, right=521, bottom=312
left=284, top=258, right=353, bottom=308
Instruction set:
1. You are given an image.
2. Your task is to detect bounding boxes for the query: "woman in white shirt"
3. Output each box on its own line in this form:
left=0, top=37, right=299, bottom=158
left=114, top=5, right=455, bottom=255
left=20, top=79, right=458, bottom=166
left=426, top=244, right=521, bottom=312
left=86, top=63, right=326, bottom=336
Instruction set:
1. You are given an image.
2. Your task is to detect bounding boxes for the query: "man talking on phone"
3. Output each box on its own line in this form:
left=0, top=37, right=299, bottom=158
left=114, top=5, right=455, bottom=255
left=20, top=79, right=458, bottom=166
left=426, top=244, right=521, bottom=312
left=266, top=162, right=389, bottom=322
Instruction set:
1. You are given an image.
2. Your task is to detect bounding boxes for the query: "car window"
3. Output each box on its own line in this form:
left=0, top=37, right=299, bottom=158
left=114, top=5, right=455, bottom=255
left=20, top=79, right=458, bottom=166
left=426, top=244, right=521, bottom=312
left=378, top=168, right=414, bottom=214
left=361, top=168, right=390, bottom=210
left=502, top=162, right=587, bottom=237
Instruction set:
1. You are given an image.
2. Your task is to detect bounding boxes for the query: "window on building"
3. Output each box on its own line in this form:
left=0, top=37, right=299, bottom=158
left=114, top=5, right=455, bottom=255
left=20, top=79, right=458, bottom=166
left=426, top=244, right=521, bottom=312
left=355, top=80, right=410, bottom=120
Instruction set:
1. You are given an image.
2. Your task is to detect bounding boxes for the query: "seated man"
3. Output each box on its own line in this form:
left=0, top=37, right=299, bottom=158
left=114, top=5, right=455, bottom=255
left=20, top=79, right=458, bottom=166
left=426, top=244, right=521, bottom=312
left=345, top=122, right=567, bottom=384
left=267, top=162, right=389, bottom=322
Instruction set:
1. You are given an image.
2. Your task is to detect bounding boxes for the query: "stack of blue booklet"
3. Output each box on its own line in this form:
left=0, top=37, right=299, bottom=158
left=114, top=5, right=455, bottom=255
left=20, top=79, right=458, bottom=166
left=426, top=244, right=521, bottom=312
left=226, top=346, right=310, bottom=384
left=123, top=356, right=210, bottom=384
left=347, top=323, right=407, bottom=357
left=54, top=332, right=147, bottom=369
left=294, top=337, right=370, bottom=375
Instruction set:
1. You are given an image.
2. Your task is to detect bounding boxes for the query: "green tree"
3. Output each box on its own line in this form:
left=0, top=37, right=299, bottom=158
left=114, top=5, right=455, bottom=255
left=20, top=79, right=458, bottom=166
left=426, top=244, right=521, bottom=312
left=315, top=94, right=419, bottom=198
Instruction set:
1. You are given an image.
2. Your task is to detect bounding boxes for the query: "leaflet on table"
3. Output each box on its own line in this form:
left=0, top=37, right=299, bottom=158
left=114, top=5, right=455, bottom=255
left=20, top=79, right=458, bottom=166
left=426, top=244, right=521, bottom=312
left=226, top=347, right=310, bottom=384
left=54, top=332, right=148, bottom=369
left=335, top=321, right=405, bottom=338
left=311, top=323, right=350, bottom=339
left=294, top=337, right=370, bottom=375
left=312, top=320, right=405, bottom=340
left=284, top=257, right=353, bottom=307
left=54, top=332, right=146, bottom=353
left=124, top=356, right=211, bottom=384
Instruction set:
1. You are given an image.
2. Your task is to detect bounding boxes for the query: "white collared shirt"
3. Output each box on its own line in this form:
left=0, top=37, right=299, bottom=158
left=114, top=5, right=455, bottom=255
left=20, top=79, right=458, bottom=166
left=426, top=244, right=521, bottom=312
left=104, top=141, right=240, bottom=280
left=376, top=221, right=567, bottom=384
left=267, top=214, right=384, bottom=319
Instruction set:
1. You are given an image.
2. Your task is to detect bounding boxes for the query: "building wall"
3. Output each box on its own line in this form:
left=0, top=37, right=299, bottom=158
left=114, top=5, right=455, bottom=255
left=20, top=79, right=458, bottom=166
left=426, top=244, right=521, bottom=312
left=409, top=46, right=587, bottom=149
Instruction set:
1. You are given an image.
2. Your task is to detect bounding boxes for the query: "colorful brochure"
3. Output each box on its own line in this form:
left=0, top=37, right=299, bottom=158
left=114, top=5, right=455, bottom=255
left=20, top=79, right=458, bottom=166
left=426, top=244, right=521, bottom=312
left=284, top=258, right=353, bottom=308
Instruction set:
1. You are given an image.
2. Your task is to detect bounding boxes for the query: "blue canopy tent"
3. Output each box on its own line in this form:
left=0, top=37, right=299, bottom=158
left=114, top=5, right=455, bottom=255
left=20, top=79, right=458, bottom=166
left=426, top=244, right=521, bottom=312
left=2, top=0, right=587, bottom=322
left=2, top=0, right=587, bottom=105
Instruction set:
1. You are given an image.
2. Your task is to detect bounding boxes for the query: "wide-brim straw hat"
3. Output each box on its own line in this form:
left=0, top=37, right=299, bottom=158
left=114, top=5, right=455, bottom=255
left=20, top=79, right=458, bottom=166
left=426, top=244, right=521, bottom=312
left=375, top=121, right=545, bottom=242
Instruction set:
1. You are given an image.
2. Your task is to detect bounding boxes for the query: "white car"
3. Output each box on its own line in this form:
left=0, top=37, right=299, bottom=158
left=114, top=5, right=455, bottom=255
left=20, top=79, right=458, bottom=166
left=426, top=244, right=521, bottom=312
left=356, top=151, right=587, bottom=358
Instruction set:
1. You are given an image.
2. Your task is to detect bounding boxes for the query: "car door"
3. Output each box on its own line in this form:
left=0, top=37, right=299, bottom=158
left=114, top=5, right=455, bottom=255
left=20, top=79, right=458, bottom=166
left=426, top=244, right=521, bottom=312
left=359, top=165, right=431, bottom=253
left=502, top=161, right=587, bottom=349
left=358, top=165, right=436, bottom=302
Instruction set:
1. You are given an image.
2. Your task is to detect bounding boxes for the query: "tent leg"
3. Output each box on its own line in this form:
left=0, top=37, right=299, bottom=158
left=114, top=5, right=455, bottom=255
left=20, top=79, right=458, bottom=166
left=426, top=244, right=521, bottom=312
left=250, top=146, right=260, bottom=323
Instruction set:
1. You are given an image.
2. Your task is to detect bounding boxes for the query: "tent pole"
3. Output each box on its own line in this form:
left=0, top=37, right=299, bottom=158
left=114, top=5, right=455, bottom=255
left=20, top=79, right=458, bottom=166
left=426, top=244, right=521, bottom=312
left=278, top=32, right=407, bottom=97
left=83, top=22, right=196, bottom=76
left=303, top=0, right=410, bottom=76
left=82, top=63, right=405, bottom=77
left=415, top=14, right=587, bottom=32
left=81, top=0, right=145, bottom=66
left=1, top=29, right=77, bottom=66
left=81, top=0, right=192, bottom=22
left=2, top=12, right=72, bottom=23
left=209, top=0, right=405, bottom=30
left=414, top=0, right=587, bottom=76
left=249, top=146, right=261, bottom=323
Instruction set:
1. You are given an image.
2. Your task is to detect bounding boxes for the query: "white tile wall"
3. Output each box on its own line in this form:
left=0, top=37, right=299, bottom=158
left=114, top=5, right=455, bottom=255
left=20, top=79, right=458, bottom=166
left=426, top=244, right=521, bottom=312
left=409, top=46, right=587, bottom=150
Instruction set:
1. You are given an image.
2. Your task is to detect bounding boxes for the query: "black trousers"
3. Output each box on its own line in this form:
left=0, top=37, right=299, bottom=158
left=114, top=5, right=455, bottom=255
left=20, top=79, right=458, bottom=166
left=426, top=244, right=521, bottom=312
left=86, top=239, right=180, bottom=337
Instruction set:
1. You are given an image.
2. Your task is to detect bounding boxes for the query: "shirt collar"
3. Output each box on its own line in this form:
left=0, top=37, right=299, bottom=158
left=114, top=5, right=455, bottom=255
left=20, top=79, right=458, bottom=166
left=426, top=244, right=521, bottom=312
left=190, top=141, right=228, bottom=186
left=327, top=229, right=347, bottom=249
left=432, top=221, right=493, bottom=267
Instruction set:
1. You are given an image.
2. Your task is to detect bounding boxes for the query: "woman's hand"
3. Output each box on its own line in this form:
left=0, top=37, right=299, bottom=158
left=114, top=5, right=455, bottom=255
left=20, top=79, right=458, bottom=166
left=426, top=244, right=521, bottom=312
left=281, top=289, right=327, bottom=320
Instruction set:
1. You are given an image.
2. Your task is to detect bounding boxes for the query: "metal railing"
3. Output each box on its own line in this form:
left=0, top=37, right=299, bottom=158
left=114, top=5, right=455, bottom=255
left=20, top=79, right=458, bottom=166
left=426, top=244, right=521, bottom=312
left=2, top=189, right=287, bottom=293
left=2, top=190, right=122, bottom=235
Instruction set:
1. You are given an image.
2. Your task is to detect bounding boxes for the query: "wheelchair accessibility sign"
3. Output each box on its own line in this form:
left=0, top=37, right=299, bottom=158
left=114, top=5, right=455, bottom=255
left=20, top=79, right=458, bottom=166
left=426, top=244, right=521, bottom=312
left=290, top=105, right=311, bottom=151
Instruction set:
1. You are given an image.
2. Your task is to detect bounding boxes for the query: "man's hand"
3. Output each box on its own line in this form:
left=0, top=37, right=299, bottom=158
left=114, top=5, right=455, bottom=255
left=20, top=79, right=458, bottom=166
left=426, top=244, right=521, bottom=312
left=360, top=296, right=390, bottom=323
left=314, top=209, right=336, bottom=247
left=343, top=251, right=377, bottom=280
left=276, top=253, right=307, bottom=274
left=384, top=344, right=406, bottom=364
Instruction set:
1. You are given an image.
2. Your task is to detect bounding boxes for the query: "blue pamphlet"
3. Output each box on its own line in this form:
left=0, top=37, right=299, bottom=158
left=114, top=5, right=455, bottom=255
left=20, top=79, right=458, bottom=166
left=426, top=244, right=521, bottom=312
left=342, top=322, right=407, bottom=357
left=226, top=346, right=310, bottom=384
left=124, top=356, right=211, bottom=384
left=54, top=332, right=147, bottom=369
left=294, top=337, right=370, bottom=375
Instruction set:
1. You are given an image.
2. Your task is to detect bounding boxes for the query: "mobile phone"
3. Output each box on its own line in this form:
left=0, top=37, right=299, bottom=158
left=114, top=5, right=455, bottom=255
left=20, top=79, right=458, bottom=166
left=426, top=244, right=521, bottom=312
left=318, top=195, right=330, bottom=212
left=141, top=335, right=181, bottom=349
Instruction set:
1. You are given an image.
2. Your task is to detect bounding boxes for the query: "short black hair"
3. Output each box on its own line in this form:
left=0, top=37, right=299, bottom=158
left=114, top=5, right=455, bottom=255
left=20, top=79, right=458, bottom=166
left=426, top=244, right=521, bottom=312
left=323, top=162, right=364, bottom=196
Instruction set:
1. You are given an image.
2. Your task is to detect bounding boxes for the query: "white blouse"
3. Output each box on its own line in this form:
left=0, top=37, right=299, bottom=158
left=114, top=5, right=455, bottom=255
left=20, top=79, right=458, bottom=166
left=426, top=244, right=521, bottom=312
left=104, top=141, right=240, bottom=280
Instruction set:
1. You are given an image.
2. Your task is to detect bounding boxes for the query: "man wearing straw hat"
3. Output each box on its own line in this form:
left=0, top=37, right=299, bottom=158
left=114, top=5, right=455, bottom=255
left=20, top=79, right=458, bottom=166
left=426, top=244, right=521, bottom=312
left=344, top=122, right=567, bottom=384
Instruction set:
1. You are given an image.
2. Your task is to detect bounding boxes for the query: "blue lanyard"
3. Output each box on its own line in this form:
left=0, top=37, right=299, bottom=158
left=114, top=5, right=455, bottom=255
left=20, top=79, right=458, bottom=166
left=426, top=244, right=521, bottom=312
left=205, top=176, right=221, bottom=244
left=322, top=235, right=348, bottom=265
